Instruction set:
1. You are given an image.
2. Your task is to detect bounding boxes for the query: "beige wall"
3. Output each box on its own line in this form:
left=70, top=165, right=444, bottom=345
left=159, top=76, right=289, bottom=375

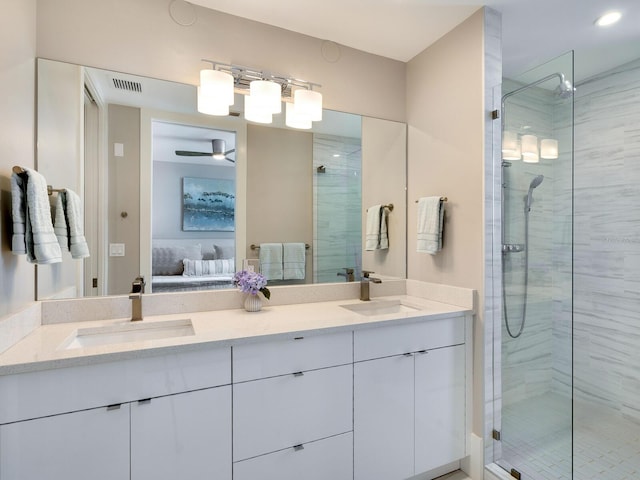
left=246, top=125, right=313, bottom=283
left=362, top=116, right=407, bottom=278
left=406, top=10, right=485, bottom=436
left=0, top=0, right=36, bottom=316
left=35, top=59, right=83, bottom=300
left=35, top=0, right=405, bottom=122
left=108, top=105, right=141, bottom=295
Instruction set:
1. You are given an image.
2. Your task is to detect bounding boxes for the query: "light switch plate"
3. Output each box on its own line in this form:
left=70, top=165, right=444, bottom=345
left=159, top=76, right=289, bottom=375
left=109, top=243, right=125, bottom=257
left=114, top=143, right=124, bottom=157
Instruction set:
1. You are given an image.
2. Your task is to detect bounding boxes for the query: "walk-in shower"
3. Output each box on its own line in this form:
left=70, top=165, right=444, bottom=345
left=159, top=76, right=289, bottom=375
left=492, top=48, right=640, bottom=480
left=493, top=51, right=575, bottom=480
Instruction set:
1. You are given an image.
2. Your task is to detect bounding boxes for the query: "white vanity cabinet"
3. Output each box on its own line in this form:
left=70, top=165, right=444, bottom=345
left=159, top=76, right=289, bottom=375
left=0, top=347, right=232, bottom=480
left=232, top=332, right=354, bottom=480
left=353, top=315, right=467, bottom=480
left=0, top=402, right=130, bottom=480
left=131, top=386, right=232, bottom=480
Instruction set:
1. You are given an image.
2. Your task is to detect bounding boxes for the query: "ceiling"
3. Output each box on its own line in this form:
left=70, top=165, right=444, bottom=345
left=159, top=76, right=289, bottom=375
left=189, top=0, right=640, bottom=81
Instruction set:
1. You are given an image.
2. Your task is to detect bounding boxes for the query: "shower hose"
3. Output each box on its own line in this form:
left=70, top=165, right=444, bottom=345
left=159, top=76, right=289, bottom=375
left=502, top=202, right=532, bottom=339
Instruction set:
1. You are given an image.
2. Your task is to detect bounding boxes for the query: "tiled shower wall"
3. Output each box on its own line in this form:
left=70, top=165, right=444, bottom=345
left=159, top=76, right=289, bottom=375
left=312, top=134, right=362, bottom=283
left=501, top=78, right=573, bottom=406
left=571, top=58, right=640, bottom=419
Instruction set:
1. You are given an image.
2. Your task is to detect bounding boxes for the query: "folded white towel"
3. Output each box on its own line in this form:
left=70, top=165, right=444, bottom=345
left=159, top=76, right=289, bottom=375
left=283, top=243, right=306, bottom=280
left=54, top=189, right=90, bottom=259
left=417, top=196, right=445, bottom=255
left=259, top=243, right=283, bottom=280
left=365, top=205, right=389, bottom=251
left=11, top=168, right=62, bottom=264
left=10, top=173, right=27, bottom=255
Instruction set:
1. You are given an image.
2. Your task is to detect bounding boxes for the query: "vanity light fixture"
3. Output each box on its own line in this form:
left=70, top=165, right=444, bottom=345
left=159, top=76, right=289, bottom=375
left=521, top=134, right=539, bottom=163
left=285, top=102, right=312, bottom=129
left=502, top=130, right=522, bottom=160
left=197, top=60, right=322, bottom=129
left=595, top=11, right=622, bottom=27
left=540, top=138, right=559, bottom=159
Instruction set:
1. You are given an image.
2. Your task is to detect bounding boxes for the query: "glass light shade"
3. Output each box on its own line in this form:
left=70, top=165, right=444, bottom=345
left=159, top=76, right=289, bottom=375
left=249, top=80, right=282, bottom=114
left=244, top=94, right=273, bottom=124
left=521, top=134, right=539, bottom=163
left=540, top=138, right=559, bottom=159
left=502, top=130, right=521, bottom=160
left=199, top=69, right=234, bottom=106
left=285, top=102, right=312, bottom=129
left=294, top=89, right=322, bottom=121
left=197, top=87, right=230, bottom=116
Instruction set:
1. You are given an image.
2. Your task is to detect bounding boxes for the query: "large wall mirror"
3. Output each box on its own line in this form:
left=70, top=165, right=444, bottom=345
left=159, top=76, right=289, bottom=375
left=35, top=58, right=407, bottom=300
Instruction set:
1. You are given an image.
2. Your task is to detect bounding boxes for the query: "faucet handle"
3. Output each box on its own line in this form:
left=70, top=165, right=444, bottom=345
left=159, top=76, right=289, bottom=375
left=344, top=267, right=354, bottom=274
left=131, top=276, right=146, bottom=294
left=362, top=270, right=375, bottom=278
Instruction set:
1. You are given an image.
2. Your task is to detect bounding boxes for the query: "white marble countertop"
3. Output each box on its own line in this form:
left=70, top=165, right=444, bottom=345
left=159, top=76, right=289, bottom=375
left=0, top=295, right=470, bottom=376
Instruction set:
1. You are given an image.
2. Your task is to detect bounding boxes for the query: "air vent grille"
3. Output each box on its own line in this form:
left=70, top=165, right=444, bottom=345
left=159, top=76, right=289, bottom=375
left=112, top=78, right=142, bottom=93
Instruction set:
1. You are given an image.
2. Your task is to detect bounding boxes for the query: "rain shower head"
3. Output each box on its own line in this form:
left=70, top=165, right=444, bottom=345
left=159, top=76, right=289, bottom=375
left=525, top=174, right=544, bottom=211
left=554, top=75, right=575, bottom=99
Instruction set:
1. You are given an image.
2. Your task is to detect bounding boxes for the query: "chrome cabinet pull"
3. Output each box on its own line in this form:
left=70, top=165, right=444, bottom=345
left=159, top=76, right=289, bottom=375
left=293, top=444, right=304, bottom=452
left=293, top=371, right=304, bottom=377
left=403, top=352, right=413, bottom=357
left=418, top=350, right=428, bottom=354
left=138, top=398, right=151, bottom=405
left=294, top=336, right=304, bottom=340
left=106, top=403, right=121, bottom=411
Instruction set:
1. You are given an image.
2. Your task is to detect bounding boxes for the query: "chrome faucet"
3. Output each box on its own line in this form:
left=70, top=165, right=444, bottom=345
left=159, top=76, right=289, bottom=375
left=360, top=270, right=382, bottom=301
left=337, top=268, right=355, bottom=282
left=129, top=276, right=146, bottom=321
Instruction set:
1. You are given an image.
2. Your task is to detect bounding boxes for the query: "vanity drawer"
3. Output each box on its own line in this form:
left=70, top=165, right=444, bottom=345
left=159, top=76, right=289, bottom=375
left=233, top=331, right=352, bottom=382
left=233, top=364, right=352, bottom=461
left=0, top=346, right=231, bottom=424
left=354, top=315, right=465, bottom=362
left=234, top=432, right=353, bottom=480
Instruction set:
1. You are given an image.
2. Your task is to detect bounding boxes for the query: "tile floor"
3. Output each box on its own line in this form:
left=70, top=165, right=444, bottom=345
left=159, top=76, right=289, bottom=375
left=498, top=393, right=640, bottom=480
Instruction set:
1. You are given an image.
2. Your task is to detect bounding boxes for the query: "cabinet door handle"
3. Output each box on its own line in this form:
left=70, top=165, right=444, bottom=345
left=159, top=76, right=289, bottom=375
left=293, top=371, right=304, bottom=377
left=138, top=398, right=152, bottom=405
left=106, top=403, right=122, bottom=411
left=418, top=350, right=428, bottom=354
left=294, top=336, right=304, bottom=340
left=293, top=444, right=305, bottom=452
left=403, top=352, right=413, bottom=357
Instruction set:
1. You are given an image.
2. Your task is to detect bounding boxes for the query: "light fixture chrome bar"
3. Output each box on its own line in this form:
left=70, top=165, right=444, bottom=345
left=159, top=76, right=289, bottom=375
left=201, top=59, right=321, bottom=98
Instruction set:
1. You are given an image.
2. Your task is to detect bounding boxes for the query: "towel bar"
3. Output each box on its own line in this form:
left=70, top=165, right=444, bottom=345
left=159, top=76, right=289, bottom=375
left=415, top=197, right=448, bottom=203
left=13, top=166, right=64, bottom=196
left=251, top=244, right=310, bottom=250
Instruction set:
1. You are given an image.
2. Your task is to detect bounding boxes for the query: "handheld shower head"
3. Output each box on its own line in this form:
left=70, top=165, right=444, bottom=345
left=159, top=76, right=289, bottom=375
left=525, top=174, right=544, bottom=211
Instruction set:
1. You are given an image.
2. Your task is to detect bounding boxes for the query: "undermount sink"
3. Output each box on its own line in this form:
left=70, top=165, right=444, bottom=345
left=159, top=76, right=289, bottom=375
left=340, top=299, right=421, bottom=317
left=60, top=319, right=195, bottom=350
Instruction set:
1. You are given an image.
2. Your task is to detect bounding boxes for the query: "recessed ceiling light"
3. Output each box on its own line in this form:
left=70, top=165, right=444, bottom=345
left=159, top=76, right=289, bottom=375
left=595, top=11, right=622, bottom=27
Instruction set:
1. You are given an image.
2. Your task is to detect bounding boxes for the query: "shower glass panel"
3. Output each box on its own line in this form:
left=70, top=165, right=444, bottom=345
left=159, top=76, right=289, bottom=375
left=496, top=51, right=574, bottom=480
left=312, top=133, right=362, bottom=283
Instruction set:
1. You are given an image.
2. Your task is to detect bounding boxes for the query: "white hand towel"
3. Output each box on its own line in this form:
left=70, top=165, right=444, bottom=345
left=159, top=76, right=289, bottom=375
left=11, top=168, right=62, bottom=264
left=259, top=243, right=283, bottom=280
left=365, top=205, right=389, bottom=251
left=10, top=173, right=27, bottom=255
left=54, top=189, right=90, bottom=259
left=283, top=243, right=306, bottom=280
left=417, top=197, right=444, bottom=255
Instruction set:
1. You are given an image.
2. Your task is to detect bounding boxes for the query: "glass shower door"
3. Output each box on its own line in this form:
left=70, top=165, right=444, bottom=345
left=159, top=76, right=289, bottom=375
left=496, top=51, right=574, bottom=480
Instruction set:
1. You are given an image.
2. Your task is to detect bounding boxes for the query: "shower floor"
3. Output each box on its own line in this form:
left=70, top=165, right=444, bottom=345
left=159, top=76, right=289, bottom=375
left=500, top=393, right=640, bottom=480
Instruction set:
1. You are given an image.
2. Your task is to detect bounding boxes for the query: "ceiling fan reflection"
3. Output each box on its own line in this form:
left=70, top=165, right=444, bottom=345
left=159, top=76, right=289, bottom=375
left=175, top=138, right=235, bottom=163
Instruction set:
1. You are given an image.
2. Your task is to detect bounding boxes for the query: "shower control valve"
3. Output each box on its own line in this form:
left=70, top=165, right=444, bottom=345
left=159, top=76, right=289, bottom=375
left=502, top=243, right=525, bottom=253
